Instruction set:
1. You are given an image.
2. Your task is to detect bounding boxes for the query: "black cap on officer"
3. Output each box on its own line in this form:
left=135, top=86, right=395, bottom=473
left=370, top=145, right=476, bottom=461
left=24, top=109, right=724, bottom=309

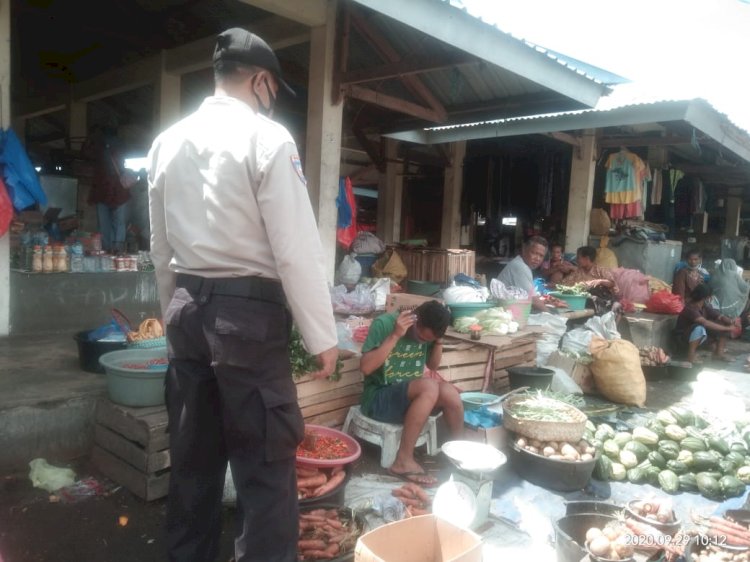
left=213, top=28, right=295, bottom=97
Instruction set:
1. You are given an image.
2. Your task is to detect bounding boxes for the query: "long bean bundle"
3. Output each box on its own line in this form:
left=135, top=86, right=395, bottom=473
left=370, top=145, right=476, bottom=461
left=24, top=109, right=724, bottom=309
left=507, top=393, right=581, bottom=422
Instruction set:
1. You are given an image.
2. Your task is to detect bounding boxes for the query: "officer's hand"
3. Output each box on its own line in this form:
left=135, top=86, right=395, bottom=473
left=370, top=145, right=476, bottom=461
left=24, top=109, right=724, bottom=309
left=309, top=346, right=339, bottom=380
left=393, top=310, right=417, bottom=338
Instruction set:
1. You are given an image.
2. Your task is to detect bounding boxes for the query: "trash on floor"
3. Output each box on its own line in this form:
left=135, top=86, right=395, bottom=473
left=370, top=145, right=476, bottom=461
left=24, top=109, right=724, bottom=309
left=28, top=458, right=75, bottom=492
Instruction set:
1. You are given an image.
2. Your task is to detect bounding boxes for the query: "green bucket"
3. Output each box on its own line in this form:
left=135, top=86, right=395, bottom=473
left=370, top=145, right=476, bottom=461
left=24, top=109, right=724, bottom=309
left=99, top=348, right=168, bottom=407
left=548, top=292, right=588, bottom=311
left=407, top=280, right=442, bottom=296
left=448, top=301, right=496, bottom=320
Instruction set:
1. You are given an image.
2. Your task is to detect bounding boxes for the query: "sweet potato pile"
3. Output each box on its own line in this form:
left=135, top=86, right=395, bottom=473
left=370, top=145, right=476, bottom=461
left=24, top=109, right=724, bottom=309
left=391, top=482, right=431, bottom=517
left=297, top=464, right=347, bottom=500
left=298, top=507, right=360, bottom=560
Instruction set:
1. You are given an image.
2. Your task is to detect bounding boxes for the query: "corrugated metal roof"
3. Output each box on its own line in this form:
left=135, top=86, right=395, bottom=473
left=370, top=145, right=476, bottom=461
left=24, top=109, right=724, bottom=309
left=347, top=0, right=611, bottom=127
left=445, top=0, right=627, bottom=86
left=387, top=95, right=750, bottom=165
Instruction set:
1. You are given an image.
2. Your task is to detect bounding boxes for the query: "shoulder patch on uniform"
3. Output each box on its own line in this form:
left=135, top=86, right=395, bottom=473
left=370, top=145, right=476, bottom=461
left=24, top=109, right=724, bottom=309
left=290, top=154, right=307, bottom=186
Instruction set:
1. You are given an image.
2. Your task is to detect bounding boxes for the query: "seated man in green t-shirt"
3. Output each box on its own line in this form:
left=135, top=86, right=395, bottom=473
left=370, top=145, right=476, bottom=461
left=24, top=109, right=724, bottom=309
left=360, top=301, right=464, bottom=486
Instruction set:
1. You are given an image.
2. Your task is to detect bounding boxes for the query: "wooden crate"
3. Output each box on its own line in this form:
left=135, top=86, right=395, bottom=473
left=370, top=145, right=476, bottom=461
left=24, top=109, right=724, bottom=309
left=439, top=338, right=536, bottom=393
left=394, top=247, right=475, bottom=285
left=92, top=399, right=170, bottom=501
left=296, top=357, right=363, bottom=428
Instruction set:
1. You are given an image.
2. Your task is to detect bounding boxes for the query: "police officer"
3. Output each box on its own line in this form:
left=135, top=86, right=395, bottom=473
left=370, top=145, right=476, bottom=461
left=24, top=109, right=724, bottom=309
left=148, top=28, right=338, bottom=562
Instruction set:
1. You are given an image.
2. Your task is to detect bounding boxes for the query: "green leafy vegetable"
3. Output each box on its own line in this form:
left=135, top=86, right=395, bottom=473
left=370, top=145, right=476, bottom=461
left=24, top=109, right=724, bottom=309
left=289, top=326, right=343, bottom=381
left=554, top=283, right=590, bottom=296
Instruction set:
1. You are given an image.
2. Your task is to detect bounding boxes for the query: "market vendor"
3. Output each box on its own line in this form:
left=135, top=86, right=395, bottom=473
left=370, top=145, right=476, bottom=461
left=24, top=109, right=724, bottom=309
left=560, top=246, right=620, bottom=314
left=540, top=243, right=576, bottom=286
left=709, top=258, right=750, bottom=325
left=674, top=284, right=738, bottom=364
left=561, top=246, right=620, bottom=295
left=497, top=236, right=561, bottom=311
left=359, top=301, right=463, bottom=486
left=672, top=249, right=706, bottom=303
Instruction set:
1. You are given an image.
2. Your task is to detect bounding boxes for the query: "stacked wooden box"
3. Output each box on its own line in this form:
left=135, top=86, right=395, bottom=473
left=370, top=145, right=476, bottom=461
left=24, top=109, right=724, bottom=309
left=438, top=334, right=537, bottom=393
left=395, top=247, right=475, bottom=285
left=296, top=357, right=363, bottom=427
left=92, top=399, right=170, bottom=501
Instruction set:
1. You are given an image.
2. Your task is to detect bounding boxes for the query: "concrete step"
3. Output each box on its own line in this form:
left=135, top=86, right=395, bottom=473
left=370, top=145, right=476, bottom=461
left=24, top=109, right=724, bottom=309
left=0, top=333, right=106, bottom=471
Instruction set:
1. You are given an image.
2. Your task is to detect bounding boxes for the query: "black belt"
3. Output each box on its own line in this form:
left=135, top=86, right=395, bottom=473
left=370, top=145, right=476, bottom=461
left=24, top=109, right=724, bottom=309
left=176, top=273, right=286, bottom=306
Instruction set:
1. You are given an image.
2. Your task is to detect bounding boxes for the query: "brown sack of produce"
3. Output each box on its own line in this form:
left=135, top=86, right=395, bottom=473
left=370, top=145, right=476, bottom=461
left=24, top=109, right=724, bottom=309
left=371, top=248, right=408, bottom=285
left=589, top=336, right=646, bottom=407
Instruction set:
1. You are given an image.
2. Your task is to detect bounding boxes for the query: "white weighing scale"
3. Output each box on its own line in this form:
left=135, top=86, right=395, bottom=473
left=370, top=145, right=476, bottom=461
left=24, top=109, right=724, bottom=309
left=434, top=440, right=507, bottom=530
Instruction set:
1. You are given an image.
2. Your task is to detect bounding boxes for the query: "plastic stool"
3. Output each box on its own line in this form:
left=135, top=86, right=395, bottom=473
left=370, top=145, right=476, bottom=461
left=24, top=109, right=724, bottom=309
left=342, top=405, right=441, bottom=468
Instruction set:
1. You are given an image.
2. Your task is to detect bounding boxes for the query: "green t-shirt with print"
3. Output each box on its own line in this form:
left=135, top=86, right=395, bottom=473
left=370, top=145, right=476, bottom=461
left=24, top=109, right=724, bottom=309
left=360, top=311, right=432, bottom=415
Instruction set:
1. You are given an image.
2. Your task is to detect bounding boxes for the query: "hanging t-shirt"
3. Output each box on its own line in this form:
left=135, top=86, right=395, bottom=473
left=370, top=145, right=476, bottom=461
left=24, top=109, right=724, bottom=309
left=360, top=312, right=434, bottom=415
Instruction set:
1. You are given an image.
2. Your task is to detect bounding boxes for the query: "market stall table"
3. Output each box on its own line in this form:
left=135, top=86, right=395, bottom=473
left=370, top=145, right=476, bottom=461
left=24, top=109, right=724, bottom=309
left=442, top=325, right=542, bottom=392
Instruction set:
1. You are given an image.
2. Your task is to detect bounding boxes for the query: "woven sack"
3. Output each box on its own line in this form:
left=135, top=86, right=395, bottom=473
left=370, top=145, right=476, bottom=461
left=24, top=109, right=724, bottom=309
left=589, top=337, right=646, bottom=407
left=371, top=249, right=408, bottom=285
left=590, top=208, right=611, bottom=236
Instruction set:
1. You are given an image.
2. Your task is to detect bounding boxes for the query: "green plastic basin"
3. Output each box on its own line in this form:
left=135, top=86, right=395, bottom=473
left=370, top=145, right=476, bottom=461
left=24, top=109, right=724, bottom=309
left=99, top=348, right=168, bottom=407
left=448, top=302, right=496, bottom=320
left=548, top=292, right=588, bottom=311
left=407, top=280, right=442, bottom=296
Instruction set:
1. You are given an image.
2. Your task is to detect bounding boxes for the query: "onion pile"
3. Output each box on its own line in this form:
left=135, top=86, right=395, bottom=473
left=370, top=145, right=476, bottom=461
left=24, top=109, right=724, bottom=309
left=586, top=524, right=634, bottom=561
left=515, top=436, right=595, bottom=462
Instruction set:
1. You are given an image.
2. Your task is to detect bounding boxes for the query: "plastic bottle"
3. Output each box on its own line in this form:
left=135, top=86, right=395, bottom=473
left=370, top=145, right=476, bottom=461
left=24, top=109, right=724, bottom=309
left=54, top=245, right=69, bottom=272
left=42, top=245, right=55, bottom=273
left=32, top=245, right=43, bottom=273
left=91, top=233, right=103, bottom=253
left=70, top=242, right=84, bottom=273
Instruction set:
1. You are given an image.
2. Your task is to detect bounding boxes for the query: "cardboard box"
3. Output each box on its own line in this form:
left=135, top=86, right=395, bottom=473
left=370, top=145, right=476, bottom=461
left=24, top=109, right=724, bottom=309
left=545, top=351, right=595, bottom=394
left=385, top=293, right=444, bottom=313
left=354, top=514, right=482, bottom=562
left=463, top=423, right=508, bottom=452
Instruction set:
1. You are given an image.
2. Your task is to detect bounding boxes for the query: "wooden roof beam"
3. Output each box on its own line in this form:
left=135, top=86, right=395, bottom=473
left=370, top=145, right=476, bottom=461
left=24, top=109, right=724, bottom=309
left=341, top=52, right=475, bottom=85
left=542, top=131, right=581, bottom=148
left=598, top=135, right=693, bottom=148
left=345, top=84, right=444, bottom=123
left=349, top=10, right=447, bottom=122
left=239, top=0, right=327, bottom=27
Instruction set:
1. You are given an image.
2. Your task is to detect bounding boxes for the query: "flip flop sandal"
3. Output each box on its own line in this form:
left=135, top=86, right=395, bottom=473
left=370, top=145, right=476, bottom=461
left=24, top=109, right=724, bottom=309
left=387, top=468, right=439, bottom=488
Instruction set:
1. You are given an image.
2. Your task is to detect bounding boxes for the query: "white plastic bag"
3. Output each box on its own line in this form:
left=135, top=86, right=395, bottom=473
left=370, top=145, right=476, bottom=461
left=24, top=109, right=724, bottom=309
left=336, top=322, right=359, bottom=355
left=28, top=458, right=76, bottom=492
left=583, top=311, right=620, bottom=341
left=561, top=328, right=594, bottom=357
left=527, top=312, right=569, bottom=365
left=352, top=232, right=386, bottom=255
left=490, top=278, right=529, bottom=301
left=369, top=277, right=391, bottom=311
left=442, top=283, right=488, bottom=304
left=336, top=254, right=362, bottom=287
left=547, top=366, right=584, bottom=395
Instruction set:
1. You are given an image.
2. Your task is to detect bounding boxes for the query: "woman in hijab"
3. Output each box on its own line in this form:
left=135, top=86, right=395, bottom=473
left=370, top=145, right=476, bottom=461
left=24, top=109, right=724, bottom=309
left=710, top=258, right=750, bottom=324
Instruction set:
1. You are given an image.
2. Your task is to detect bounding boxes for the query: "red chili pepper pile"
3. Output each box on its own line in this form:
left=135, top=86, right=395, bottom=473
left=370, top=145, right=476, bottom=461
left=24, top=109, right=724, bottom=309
left=121, top=358, right=169, bottom=370
left=297, top=432, right=350, bottom=460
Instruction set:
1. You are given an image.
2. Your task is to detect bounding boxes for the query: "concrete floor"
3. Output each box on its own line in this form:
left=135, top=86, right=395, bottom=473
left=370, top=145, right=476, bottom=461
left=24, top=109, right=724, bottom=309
left=2, top=332, right=750, bottom=561
left=0, top=333, right=108, bottom=472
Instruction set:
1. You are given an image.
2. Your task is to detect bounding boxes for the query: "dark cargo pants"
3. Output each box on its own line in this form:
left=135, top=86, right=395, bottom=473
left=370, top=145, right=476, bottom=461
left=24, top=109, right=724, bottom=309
left=163, top=280, right=303, bottom=562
